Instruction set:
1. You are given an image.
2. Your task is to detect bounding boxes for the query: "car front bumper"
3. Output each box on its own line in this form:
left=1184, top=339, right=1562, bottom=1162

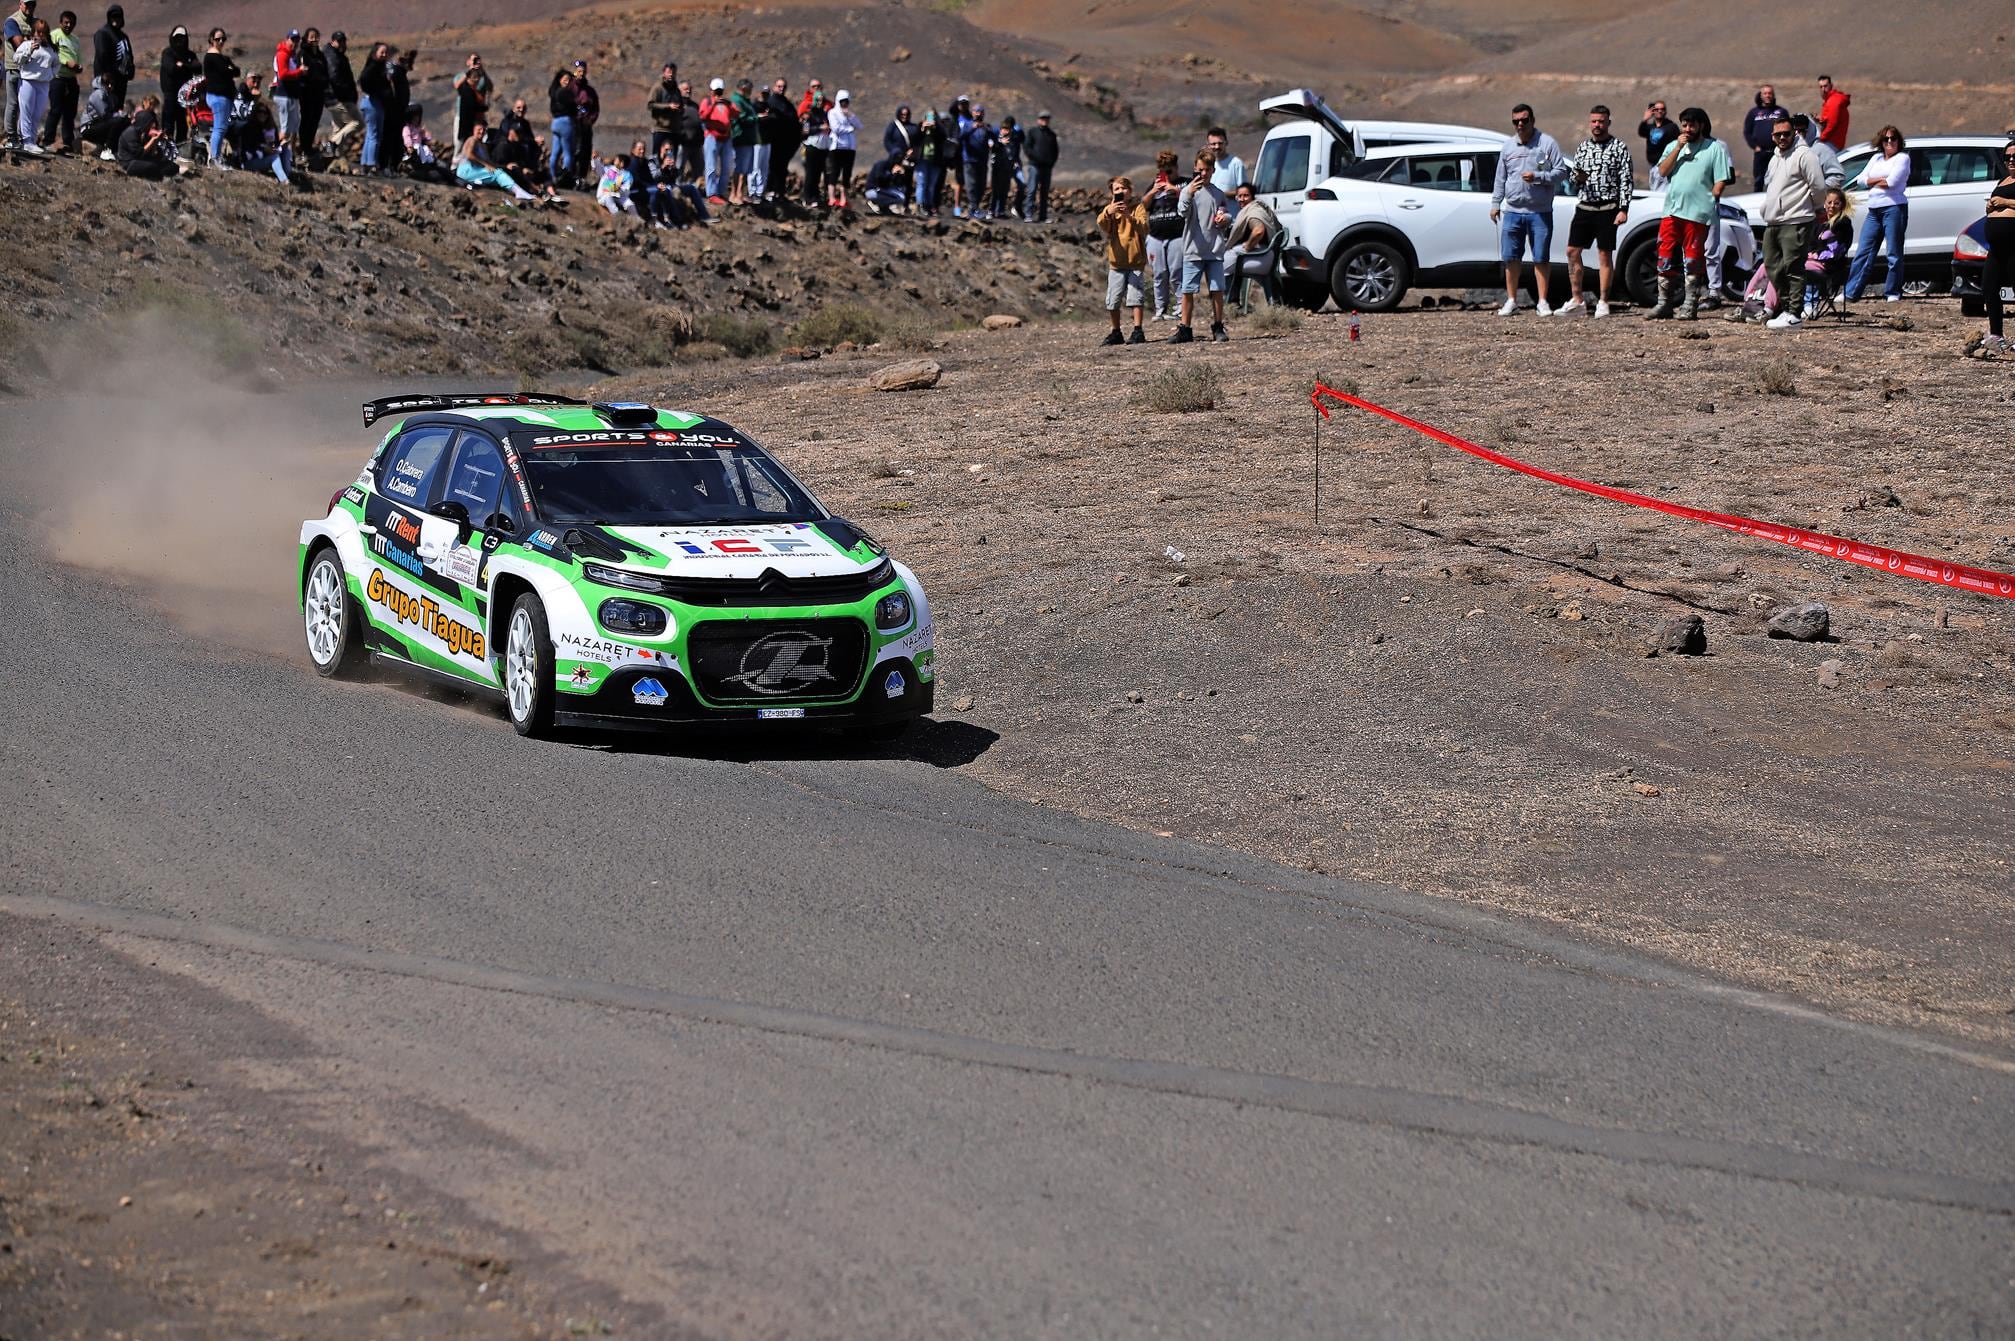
left=552, top=658, right=934, bottom=732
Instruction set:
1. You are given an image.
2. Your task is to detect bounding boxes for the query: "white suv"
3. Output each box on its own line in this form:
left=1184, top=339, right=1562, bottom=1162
left=1281, top=141, right=1757, bottom=311
left=1727, top=135, right=2007, bottom=290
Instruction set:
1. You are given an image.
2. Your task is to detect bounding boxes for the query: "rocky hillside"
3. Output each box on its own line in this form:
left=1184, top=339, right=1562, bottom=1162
left=0, top=155, right=1103, bottom=390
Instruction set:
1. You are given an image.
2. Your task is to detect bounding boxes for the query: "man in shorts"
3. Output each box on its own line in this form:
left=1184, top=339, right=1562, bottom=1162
left=1174, top=150, right=1231, bottom=342
left=1097, top=174, right=1148, bottom=345
left=1489, top=102, right=1568, bottom=316
left=1562, top=104, right=1632, bottom=317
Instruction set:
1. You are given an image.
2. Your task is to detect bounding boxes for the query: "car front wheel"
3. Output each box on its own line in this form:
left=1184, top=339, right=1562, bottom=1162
left=303, top=548, right=364, bottom=678
left=504, top=593, right=557, bottom=738
left=1330, top=240, right=1408, bottom=312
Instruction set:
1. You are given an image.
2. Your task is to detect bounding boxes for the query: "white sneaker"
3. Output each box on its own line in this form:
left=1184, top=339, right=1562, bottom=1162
left=1766, top=311, right=1803, bottom=329
left=1592, top=301, right=1611, bottom=319
left=1497, top=298, right=1518, bottom=316
left=99, top=148, right=115, bottom=160
left=1535, top=299, right=1553, bottom=316
left=1885, top=294, right=1901, bottom=303
left=1552, top=300, right=1581, bottom=317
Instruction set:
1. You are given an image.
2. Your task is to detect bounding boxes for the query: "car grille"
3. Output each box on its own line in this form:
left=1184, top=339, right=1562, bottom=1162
left=686, top=618, right=870, bottom=704
left=656, top=560, right=895, bottom=608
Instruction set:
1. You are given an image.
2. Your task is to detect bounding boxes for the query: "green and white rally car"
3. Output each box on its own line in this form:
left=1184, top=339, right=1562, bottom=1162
left=298, top=393, right=934, bottom=738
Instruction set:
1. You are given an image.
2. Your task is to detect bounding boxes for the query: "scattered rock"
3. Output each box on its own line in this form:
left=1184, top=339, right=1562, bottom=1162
left=1875, top=639, right=1913, bottom=669
left=1645, top=613, right=1707, bottom=657
left=1712, top=562, right=1743, bottom=579
left=950, top=694, right=974, bottom=712
left=1631, top=782, right=1663, bottom=797
left=1366, top=630, right=1386, bottom=645
left=966, top=462, right=986, bottom=472
left=1464, top=608, right=1485, bottom=619
left=981, top=314, right=1024, bottom=330
left=1573, top=540, right=1599, bottom=560
left=1859, top=484, right=1902, bottom=509
left=1764, top=602, right=1830, bottom=642
left=1173, top=573, right=1191, bottom=587
left=1817, top=658, right=1845, bottom=689
left=889, top=46, right=912, bottom=62
left=1125, top=690, right=1145, bottom=703
left=1557, top=601, right=1585, bottom=621
left=869, top=358, right=942, bottom=391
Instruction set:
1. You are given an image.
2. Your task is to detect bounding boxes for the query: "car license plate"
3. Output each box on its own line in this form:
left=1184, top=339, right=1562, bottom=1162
left=756, top=707, right=807, bottom=720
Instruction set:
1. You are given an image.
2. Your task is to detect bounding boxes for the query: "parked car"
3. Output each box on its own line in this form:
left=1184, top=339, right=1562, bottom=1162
left=1279, top=141, right=1756, bottom=311
left=1728, top=135, right=2007, bottom=289
left=1251, top=89, right=1501, bottom=305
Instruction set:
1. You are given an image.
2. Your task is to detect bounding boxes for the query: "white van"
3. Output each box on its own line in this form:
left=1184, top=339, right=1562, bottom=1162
left=1251, top=88, right=1503, bottom=275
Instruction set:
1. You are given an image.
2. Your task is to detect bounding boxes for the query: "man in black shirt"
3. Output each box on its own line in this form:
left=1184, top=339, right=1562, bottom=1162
left=322, top=30, right=357, bottom=149
left=297, top=27, right=327, bottom=156
left=157, top=24, right=197, bottom=150
left=1637, top=98, right=1676, bottom=187
left=647, top=61, right=678, bottom=157
left=1023, top=110, right=1058, bottom=221
left=90, top=2, right=129, bottom=109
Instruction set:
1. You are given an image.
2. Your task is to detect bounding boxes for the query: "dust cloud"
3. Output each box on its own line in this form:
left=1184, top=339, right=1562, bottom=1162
left=11, top=312, right=374, bottom=657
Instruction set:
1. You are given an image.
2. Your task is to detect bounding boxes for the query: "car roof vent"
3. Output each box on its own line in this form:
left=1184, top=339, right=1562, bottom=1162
left=592, top=401, right=660, bottom=427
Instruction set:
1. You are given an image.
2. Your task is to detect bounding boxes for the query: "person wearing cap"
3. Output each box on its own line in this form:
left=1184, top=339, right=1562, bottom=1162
left=39, top=7, right=79, bottom=152
left=3, top=0, right=37, bottom=149
left=90, top=2, right=126, bottom=112
left=570, top=59, right=598, bottom=171
left=156, top=21, right=195, bottom=151
left=698, top=76, right=731, bottom=201
left=1022, top=109, right=1058, bottom=221
left=729, top=75, right=759, bottom=204
left=270, top=27, right=307, bottom=153
left=825, top=89, right=859, bottom=208
left=322, top=32, right=357, bottom=148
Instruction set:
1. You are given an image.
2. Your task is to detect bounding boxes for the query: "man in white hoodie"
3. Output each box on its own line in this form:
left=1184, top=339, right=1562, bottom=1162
left=1749, top=112, right=1831, bottom=329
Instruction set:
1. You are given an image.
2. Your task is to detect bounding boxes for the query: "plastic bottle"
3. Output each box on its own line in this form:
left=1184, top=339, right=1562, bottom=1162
left=1349, top=313, right=1361, bottom=343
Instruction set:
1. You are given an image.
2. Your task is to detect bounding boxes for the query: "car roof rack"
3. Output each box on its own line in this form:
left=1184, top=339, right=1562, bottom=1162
left=361, top=392, right=586, bottom=428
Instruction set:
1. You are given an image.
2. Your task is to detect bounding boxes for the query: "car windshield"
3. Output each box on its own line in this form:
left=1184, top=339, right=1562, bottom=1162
left=519, top=444, right=823, bottom=526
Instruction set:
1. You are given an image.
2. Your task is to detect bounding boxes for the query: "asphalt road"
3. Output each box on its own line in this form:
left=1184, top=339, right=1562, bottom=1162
left=2, top=394, right=2012, bottom=1338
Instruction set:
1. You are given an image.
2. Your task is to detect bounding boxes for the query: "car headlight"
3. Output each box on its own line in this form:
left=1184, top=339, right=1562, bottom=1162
left=583, top=562, right=666, bottom=593
left=874, top=591, right=912, bottom=630
left=599, top=599, right=668, bottom=635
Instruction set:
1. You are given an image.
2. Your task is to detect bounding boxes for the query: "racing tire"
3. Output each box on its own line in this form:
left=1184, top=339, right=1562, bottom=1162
left=1329, top=240, right=1409, bottom=313
left=1280, top=276, right=1329, bottom=312
left=303, top=547, right=365, bottom=679
left=1720, top=260, right=1752, bottom=304
left=502, top=592, right=557, bottom=738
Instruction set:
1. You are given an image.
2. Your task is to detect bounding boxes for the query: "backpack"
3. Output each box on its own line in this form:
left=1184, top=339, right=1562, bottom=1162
left=1145, top=183, right=1184, bottom=240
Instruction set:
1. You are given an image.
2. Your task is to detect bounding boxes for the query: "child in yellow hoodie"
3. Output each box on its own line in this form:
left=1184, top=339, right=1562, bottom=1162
left=1097, top=175, right=1149, bottom=345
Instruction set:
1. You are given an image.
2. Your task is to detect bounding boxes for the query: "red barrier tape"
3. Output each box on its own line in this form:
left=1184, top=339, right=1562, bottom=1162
left=1310, top=382, right=2015, bottom=603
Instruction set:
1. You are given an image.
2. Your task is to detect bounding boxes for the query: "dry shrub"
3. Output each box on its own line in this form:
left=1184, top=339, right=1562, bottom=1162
left=1754, top=357, right=1798, bottom=396
left=1136, top=363, right=1222, bottom=413
left=698, top=314, right=776, bottom=358
left=1247, top=305, right=1303, bottom=337
left=791, top=303, right=884, bottom=349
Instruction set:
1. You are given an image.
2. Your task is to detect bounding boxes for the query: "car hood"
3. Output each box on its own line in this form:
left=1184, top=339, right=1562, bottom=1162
left=602, top=521, right=880, bottom=579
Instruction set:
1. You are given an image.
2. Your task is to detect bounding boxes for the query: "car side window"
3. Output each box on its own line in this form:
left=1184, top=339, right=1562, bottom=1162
left=1915, top=147, right=1993, bottom=186
left=379, top=426, right=453, bottom=505
left=736, top=456, right=796, bottom=514
left=1410, top=154, right=1485, bottom=191
left=1840, top=151, right=1873, bottom=186
left=442, top=432, right=507, bottom=521
left=1254, top=134, right=1311, bottom=196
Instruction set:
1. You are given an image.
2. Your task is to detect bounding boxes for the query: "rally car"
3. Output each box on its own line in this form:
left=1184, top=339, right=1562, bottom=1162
left=298, top=393, right=934, bottom=738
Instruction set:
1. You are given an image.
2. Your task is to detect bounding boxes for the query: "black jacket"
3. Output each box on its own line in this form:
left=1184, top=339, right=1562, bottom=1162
left=200, top=50, right=237, bottom=100
left=93, top=16, right=132, bottom=81
left=1024, top=123, right=1058, bottom=168
left=548, top=81, right=573, bottom=120
left=324, top=45, right=356, bottom=102
left=866, top=150, right=911, bottom=192
left=298, top=41, right=327, bottom=98
left=159, top=37, right=198, bottom=102
left=882, top=117, right=913, bottom=159
left=648, top=78, right=678, bottom=132
left=115, top=104, right=157, bottom=164
left=358, top=56, right=389, bottom=100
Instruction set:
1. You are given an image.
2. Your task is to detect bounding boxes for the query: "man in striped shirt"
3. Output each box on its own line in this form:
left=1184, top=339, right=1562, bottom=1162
left=1562, top=105, right=1633, bottom=317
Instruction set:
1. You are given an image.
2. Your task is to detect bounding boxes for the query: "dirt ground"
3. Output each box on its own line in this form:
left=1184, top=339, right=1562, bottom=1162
left=0, top=917, right=651, bottom=1341
left=602, top=295, right=2015, bottom=1047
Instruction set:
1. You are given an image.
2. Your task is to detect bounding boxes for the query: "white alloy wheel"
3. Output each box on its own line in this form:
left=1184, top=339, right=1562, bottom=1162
left=304, top=550, right=362, bottom=678
left=507, top=606, right=539, bottom=723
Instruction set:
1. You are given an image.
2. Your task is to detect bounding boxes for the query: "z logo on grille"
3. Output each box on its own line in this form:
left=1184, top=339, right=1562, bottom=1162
left=724, top=631, right=838, bottom=695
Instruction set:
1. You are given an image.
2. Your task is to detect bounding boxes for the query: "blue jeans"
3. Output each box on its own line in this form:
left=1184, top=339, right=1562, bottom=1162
left=916, top=161, right=943, bottom=211
left=1499, top=209, right=1552, bottom=264
left=549, top=116, right=573, bottom=179
left=703, top=136, right=727, bottom=198
left=1846, top=203, right=1908, bottom=299
left=360, top=94, right=382, bottom=167
left=206, top=92, right=231, bottom=162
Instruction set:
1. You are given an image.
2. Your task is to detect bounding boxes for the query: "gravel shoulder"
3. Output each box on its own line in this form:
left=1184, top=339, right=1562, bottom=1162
left=612, top=299, right=2015, bottom=1044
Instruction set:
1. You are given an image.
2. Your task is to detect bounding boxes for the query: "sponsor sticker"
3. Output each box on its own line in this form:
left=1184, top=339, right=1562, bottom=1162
left=371, top=532, right=425, bottom=578
left=340, top=485, right=366, bottom=507
left=632, top=677, right=670, bottom=707
left=667, top=534, right=819, bottom=556
left=365, top=568, right=487, bottom=659
left=527, top=529, right=565, bottom=552
left=441, top=546, right=481, bottom=586
left=756, top=707, right=807, bottom=720
left=557, top=631, right=668, bottom=664
left=383, top=512, right=422, bottom=546
left=883, top=670, right=906, bottom=700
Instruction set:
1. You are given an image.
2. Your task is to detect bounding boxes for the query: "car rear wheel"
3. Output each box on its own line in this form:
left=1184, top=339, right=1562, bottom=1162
left=303, top=548, right=364, bottom=679
left=504, top=593, right=556, bottom=738
left=1622, top=238, right=1657, bottom=307
left=1330, top=240, right=1408, bottom=312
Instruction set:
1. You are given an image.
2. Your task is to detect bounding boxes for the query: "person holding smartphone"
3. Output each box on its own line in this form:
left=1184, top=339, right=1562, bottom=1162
left=1174, top=150, right=1232, bottom=342
left=1097, top=175, right=1149, bottom=345
left=1644, top=107, right=1730, bottom=320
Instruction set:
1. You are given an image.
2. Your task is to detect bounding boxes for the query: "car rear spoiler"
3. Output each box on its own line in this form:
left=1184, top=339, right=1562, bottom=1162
left=361, top=392, right=586, bottom=428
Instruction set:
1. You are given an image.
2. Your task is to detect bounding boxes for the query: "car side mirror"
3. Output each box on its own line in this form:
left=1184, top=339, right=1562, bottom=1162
left=428, top=499, right=473, bottom=542
left=485, top=511, right=516, bottom=535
